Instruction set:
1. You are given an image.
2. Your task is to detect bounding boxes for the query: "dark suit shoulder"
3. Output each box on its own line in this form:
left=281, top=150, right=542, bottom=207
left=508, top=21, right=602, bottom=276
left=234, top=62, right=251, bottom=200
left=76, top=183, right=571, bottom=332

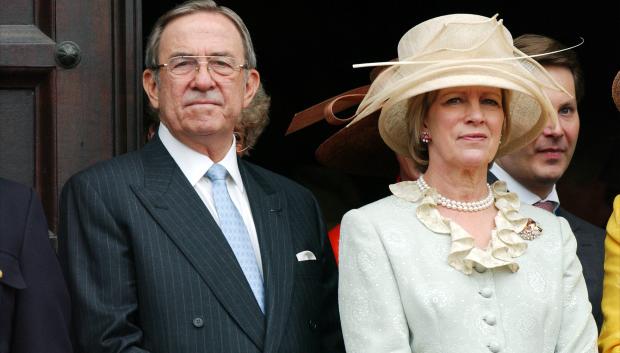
left=241, top=160, right=315, bottom=197
left=65, top=148, right=145, bottom=188
left=0, top=177, right=33, bottom=204
left=0, top=178, right=37, bottom=238
left=557, top=207, right=605, bottom=237
left=0, top=177, right=34, bottom=261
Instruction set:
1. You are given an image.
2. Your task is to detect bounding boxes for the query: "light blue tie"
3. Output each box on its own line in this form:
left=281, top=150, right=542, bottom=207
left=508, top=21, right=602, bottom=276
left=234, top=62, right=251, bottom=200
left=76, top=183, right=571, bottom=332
left=206, top=164, right=265, bottom=313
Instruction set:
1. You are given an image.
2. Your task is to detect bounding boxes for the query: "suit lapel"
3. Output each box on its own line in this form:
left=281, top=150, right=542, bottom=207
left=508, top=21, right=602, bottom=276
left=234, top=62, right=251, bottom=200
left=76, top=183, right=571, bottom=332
left=239, top=160, right=294, bottom=353
left=487, top=170, right=499, bottom=184
left=491, top=170, right=593, bottom=249
left=131, top=139, right=265, bottom=349
left=557, top=208, right=590, bottom=246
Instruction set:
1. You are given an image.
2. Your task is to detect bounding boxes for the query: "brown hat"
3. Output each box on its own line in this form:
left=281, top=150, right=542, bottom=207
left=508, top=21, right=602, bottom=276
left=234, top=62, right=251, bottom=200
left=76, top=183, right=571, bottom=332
left=613, top=70, right=620, bottom=111
left=286, top=76, right=398, bottom=178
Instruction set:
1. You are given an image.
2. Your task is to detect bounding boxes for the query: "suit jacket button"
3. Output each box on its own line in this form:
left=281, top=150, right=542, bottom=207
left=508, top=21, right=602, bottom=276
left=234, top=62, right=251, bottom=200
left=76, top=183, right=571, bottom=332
left=308, top=320, right=319, bottom=331
left=483, top=314, right=497, bottom=326
left=479, top=288, right=493, bottom=298
left=487, top=341, right=501, bottom=353
left=192, top=317, right=204, bottom=328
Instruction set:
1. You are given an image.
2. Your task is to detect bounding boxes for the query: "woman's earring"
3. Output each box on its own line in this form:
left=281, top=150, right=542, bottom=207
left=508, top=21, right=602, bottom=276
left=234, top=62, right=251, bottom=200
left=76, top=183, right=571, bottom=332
left=421, top=131, right=431, bottom=144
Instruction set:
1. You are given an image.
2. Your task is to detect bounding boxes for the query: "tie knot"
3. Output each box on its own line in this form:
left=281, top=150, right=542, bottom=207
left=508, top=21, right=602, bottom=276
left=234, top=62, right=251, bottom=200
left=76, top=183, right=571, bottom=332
left=533, top=200, right=556, bottom=213
left=206, top=164, right=228, bottom=181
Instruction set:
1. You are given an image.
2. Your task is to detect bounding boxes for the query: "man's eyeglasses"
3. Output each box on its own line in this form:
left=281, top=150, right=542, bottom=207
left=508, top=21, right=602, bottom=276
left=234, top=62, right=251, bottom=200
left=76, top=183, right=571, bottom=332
left=153, top=56, right=248, bottom=78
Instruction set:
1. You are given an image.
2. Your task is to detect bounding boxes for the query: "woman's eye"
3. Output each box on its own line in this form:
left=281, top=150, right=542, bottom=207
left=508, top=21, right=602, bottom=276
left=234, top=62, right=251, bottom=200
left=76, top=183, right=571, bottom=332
left=446, top=97, right=462, bottom=104
left=482, top=98, right=500, bottom=106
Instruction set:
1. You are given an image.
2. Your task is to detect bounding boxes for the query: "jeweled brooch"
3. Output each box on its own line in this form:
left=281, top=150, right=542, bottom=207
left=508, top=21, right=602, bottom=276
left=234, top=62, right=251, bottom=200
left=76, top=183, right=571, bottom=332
left=519, top=218, right=542, bottom=240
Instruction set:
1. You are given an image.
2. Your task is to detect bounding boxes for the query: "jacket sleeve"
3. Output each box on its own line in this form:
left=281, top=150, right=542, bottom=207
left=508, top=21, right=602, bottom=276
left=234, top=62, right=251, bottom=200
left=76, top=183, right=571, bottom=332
left=338, top=209, right=411, bottom=353
left=12, top=188, right=73, bottom=353
left=599, top=195, right=620, bottom=353
left=58, top=175, right=149, bottom=353
left=315, top=197, right=345, bottom=353
left=555, top=217, right=599, bottom=353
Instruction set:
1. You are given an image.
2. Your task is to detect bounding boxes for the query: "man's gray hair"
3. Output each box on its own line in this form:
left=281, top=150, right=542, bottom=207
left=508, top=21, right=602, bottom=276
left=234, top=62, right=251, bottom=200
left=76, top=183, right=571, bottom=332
left=144, top=0, right=257, bottom=76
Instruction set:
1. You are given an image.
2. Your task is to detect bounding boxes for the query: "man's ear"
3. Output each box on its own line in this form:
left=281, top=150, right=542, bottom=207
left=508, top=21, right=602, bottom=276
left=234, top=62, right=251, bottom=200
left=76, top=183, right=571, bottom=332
left=143, top=69, right=160, bottom=109
left=242, top=69, right=260, bottom=108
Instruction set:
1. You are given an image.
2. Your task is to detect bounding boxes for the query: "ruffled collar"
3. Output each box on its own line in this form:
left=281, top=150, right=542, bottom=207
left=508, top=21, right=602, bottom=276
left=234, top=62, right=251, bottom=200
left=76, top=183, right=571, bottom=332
left=389, top=180, right=531, bottom=275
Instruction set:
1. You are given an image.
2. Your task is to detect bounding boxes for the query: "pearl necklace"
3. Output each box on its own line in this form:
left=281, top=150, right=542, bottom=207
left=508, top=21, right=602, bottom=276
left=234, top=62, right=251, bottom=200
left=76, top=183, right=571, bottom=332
left=416, top=175, right=494, bottom=212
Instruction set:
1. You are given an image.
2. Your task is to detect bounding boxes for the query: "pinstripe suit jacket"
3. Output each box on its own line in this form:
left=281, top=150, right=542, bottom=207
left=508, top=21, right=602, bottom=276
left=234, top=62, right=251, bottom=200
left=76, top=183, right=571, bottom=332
left=58, top=137, right=344, bottom=353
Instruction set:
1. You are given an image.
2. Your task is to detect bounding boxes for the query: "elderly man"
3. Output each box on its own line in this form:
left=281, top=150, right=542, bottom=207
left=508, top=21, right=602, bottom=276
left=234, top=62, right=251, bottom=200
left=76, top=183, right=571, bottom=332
left=490, top=34, right=605, bottom=329
left=58, top=1, right=343, bottom=352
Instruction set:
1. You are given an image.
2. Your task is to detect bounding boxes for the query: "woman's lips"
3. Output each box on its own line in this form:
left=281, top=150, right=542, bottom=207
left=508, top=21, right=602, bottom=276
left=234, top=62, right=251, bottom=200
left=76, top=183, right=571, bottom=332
left=460, top=133, right=487, bottom=141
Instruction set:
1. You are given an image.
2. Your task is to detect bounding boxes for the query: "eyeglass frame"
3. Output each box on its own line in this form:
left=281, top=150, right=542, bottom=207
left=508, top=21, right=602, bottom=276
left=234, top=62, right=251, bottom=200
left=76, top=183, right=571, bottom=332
left=151, top=55, right=250, bottom=79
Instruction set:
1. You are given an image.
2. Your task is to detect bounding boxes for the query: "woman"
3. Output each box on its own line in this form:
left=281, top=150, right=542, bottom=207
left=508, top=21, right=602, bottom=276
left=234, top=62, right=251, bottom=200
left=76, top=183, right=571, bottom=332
left=599, top=70, right=620, bottom=353
left=338, top=14, right=598, bottom=353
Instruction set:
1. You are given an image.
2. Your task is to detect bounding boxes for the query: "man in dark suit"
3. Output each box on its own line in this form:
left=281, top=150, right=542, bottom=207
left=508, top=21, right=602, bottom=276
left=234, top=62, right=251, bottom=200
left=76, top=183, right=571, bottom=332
left=0, top=177, right=72, bottom=353
left=489, top=34, right=605, bottom=329
left=58, top=1, right=343, bottom=352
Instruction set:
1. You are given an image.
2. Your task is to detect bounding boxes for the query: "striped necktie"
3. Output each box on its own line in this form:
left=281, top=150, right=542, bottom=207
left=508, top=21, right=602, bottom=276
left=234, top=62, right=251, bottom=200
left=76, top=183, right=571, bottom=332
left=533, top=200, right=557, bottom=213
left=206, top=164, right=265, bottom=313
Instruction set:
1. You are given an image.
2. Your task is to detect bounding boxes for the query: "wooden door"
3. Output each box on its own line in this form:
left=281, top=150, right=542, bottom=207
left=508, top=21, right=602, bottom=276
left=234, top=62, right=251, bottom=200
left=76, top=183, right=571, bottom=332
left=0, top=0, right=142, bottom=233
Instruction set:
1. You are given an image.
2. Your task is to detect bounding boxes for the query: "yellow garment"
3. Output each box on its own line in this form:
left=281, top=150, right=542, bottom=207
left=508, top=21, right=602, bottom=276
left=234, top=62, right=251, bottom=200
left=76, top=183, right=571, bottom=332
left=600, top=195, right=620, bottom=353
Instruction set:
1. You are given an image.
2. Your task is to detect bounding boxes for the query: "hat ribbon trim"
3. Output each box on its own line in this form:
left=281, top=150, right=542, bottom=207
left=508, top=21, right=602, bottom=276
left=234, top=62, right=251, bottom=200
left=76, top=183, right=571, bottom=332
left=352, top=37, right=584, bottom=69
left=285, top=85, right=369, bottom=135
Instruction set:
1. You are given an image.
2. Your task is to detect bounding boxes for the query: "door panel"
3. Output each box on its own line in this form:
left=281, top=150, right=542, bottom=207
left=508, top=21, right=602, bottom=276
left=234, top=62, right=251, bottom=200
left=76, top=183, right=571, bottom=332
left=0, top=0, right=34, bottom=24
left=0, top=5, right=57, bottom=223
left=0, top=89, right=35, bottom=185
left=0, top=0, right=141, bottom=231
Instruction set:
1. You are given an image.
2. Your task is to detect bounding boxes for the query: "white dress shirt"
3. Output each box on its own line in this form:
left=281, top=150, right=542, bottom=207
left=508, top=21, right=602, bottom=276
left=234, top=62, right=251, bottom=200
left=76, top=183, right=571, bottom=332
left=490, top=163, right=560, bottom=213
left=158, top=123, right=263, bottom=276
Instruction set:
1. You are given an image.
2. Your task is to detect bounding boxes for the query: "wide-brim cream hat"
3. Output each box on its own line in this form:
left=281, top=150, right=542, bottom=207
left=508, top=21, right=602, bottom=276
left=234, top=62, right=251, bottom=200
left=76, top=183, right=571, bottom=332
left=350, top=14, right=565, bottom=158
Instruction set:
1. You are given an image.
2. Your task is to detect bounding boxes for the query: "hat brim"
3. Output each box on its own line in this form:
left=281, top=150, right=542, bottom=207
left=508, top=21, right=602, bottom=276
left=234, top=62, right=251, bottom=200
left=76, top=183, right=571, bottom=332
left=351, top=63, right=558, bottom=159
left=315, top=111, right=399, bottom=178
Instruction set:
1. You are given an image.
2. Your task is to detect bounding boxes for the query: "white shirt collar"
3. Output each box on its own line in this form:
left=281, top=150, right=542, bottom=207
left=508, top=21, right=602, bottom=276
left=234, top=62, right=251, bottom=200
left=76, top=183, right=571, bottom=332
left=158, top=123, right=244, bottom=192
left=490, top=163, right=560, bottom=206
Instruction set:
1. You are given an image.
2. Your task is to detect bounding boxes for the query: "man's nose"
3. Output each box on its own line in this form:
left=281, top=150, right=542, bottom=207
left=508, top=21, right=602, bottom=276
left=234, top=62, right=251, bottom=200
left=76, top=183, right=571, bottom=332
left=191, top=62, right=216, bottom=90
left=542, top=116, right=563, bottom=137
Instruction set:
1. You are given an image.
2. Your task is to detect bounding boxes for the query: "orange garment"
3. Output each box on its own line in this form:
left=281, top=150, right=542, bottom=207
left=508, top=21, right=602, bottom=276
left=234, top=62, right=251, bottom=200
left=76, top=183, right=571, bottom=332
left=328, top=224, right=341, bottom=265
left=329, top=176, right=402, bottom=266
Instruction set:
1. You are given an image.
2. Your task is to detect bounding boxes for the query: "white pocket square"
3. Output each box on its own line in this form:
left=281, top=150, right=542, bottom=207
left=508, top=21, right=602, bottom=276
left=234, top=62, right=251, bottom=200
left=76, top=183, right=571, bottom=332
left=296, top=250, right=317, bottom=262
